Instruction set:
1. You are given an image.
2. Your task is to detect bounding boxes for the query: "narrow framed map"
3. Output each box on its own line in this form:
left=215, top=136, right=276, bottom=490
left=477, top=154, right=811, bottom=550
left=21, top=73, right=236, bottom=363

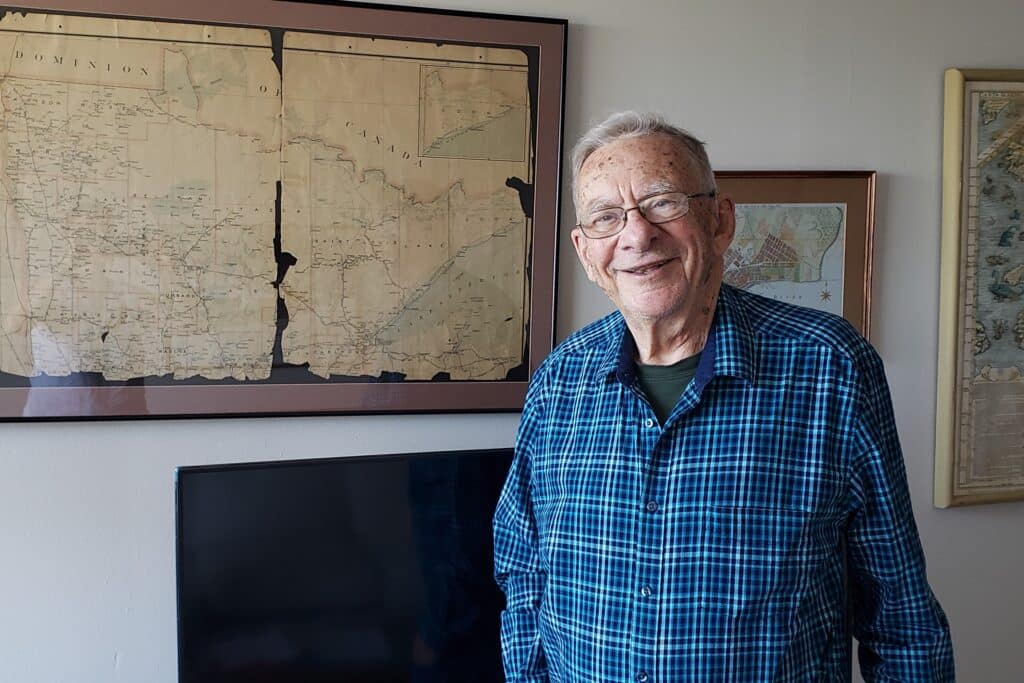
left=716, top=171, right=876, bottom=337
left=935, top=69, right=1024, bottom=506
left=0, top=1, right=566, bottom=419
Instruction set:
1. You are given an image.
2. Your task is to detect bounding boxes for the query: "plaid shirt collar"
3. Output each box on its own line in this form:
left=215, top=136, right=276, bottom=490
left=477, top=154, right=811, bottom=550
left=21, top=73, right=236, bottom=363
left=596, top=284, right=759, bottom=388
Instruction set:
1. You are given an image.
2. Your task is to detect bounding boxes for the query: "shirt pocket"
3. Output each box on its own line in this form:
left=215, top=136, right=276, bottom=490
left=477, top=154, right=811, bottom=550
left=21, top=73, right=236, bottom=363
left=700, top=504, right=826, bottom=618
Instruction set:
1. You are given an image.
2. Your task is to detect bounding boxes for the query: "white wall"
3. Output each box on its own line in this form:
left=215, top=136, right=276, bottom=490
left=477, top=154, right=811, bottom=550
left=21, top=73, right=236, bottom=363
left=1, top=0, right=1022, bottom=680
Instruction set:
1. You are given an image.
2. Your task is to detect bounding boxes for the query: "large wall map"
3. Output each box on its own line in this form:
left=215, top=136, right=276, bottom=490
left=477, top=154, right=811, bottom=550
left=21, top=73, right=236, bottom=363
left=0, top=11, right=533, bottom=386
left=957, top=81, right=1024, bottom=496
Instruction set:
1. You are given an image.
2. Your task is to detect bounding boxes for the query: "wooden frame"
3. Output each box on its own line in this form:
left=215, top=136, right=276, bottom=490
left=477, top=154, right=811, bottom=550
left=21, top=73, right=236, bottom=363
left=935, top=68, right=1024, bottom=507
left=0, top=1, right=566, bottom=419
left=715, top=171, right=876, bottom=337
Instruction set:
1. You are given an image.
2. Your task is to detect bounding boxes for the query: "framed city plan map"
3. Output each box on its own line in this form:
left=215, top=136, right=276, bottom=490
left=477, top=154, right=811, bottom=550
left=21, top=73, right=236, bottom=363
left=935, top=68, right=1024, bottom=506
left=0, top=1, right=566, bottom=419
left=716, top=171, right=876, bottom=337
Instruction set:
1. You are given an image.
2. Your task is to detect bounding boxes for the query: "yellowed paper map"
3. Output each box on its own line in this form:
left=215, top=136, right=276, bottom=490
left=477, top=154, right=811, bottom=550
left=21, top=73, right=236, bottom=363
left=0, top=12, right=280, bottom=380
left=0, top=12, right=534, bottom=384
left=280, top=32, right=530, bottom=380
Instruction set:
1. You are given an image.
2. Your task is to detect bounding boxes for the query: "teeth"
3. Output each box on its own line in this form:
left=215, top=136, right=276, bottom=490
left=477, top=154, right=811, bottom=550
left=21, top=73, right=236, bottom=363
left=630, top=261, right=664, bottom=274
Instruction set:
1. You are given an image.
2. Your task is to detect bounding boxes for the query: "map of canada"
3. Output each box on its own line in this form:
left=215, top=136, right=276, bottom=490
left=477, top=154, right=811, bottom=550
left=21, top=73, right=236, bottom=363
left=279, top=34, right=530, bottom=380
left=723, top=203, right=845, bottom=315
left=0, top=13, right=281, bottom=380
left=0, top=12, right=532, bottom=383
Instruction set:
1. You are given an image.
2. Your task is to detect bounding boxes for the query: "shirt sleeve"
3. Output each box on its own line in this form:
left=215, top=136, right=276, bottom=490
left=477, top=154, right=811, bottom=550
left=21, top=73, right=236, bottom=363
left=493, top=375, right=549, bottom=683
left=846, top=346, right=955, bottom=682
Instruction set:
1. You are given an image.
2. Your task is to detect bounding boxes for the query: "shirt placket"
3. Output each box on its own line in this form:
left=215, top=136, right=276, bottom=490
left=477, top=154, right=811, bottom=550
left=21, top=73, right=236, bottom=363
left=630, top=393, right=665, bottom=683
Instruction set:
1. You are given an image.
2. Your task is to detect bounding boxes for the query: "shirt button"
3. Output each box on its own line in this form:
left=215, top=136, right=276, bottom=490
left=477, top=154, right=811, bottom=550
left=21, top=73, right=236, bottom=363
left=636, top=672, right=649, bottom=683
left=644, top=418, right=655, bottom=428
left=640, top=586, right=653, bottom=597
left=645, top=500, right=659, bottom=512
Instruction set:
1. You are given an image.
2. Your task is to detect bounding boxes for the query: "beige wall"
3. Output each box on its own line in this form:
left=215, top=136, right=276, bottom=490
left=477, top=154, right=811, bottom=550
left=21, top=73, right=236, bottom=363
left=2, top=0, right=1023, bottom=680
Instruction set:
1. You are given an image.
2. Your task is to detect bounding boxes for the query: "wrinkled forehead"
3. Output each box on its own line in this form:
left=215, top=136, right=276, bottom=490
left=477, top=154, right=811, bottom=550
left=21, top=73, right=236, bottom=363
left=575, top=134, right=699, bottom=207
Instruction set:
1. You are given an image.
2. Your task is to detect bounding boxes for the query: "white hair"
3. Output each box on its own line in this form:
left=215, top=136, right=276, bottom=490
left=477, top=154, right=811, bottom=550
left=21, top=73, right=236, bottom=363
left=570, top=111, right=717, bottom=212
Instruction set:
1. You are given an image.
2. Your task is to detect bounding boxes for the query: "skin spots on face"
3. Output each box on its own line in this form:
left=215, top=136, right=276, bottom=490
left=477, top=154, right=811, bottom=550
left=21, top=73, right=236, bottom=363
left=576, top=138, right=700, bottom=214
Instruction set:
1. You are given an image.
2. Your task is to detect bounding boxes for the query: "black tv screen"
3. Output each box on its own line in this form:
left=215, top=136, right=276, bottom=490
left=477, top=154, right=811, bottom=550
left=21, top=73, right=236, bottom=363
left=176, top=448, right=513, bottom=683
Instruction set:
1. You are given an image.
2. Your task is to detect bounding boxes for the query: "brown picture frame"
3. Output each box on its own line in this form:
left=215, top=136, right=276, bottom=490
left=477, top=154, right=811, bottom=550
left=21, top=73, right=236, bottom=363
left=0, top=1, right=566, bottom=419
left=715, top=171, right=876, bottom=338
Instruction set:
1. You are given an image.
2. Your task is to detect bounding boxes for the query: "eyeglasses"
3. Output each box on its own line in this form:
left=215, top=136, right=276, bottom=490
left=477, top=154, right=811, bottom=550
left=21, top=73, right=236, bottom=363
left=575, top=191, right=717, bottom=239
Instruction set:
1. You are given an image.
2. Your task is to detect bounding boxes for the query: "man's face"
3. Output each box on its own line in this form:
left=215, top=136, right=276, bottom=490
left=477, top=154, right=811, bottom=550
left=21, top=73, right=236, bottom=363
left=571, top=134, right=735, bottom=327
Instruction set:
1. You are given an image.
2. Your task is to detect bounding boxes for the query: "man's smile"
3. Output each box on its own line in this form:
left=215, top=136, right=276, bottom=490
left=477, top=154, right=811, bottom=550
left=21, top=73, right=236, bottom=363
left=619, top=257, right=675, bottom=276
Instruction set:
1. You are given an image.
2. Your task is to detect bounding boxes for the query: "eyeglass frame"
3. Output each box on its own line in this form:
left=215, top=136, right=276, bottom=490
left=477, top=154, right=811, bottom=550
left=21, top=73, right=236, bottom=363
left=574, top=190, right=718, bottom=239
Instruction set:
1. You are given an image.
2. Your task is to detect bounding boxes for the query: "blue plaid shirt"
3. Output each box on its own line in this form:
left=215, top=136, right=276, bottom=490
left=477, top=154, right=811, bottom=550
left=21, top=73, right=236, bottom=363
left=494, top=285, right=953, bottom=682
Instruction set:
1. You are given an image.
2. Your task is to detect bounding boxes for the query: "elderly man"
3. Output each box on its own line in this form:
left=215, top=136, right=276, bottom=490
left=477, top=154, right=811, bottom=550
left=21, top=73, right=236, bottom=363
left=494, top=112, right=953, bottom=682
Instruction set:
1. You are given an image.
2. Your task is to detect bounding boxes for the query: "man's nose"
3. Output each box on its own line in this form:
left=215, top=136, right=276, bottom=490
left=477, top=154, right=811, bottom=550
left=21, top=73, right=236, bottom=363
left=618, top=206, right=659, bottom=247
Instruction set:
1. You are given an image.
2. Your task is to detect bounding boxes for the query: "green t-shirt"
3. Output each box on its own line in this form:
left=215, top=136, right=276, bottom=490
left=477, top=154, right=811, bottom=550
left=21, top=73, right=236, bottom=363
left=635, top=353, right=701, bottom=425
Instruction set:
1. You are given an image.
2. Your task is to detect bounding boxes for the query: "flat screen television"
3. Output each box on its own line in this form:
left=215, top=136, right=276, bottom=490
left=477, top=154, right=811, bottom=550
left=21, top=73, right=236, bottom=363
left=176, top=448, right=513, bottom=683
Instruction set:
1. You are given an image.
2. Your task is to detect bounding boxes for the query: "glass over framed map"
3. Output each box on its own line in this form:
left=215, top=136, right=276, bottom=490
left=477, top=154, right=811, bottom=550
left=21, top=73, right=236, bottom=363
left=715, top=171, right=876, bottom=337
left=0, top=1, right=566, bottom=419
left=935, top=68, right=1024, bottom=506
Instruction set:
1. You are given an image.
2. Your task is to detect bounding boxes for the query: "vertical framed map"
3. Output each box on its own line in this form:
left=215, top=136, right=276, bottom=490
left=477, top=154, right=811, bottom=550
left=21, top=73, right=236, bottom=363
left=0, top=1, right=566, bottom=419
left=935, top=68, right=1024, bottom=507
left=716, top=171, right=876, bottom=337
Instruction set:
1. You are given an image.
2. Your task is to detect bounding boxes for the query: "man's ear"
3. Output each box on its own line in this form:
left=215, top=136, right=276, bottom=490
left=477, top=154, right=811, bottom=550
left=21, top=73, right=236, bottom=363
left=712, top=195, right=736, bottom=256
left=571, top=227, right=598, bottom=282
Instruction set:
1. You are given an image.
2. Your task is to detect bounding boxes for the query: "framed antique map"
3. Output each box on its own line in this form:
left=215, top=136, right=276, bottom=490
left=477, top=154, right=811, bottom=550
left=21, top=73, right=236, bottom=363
left=716, top=171, right=876, bottom=337
left=935, top=69, right=1024, bottom=506
left=0, top=1, right=566, bottom=419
